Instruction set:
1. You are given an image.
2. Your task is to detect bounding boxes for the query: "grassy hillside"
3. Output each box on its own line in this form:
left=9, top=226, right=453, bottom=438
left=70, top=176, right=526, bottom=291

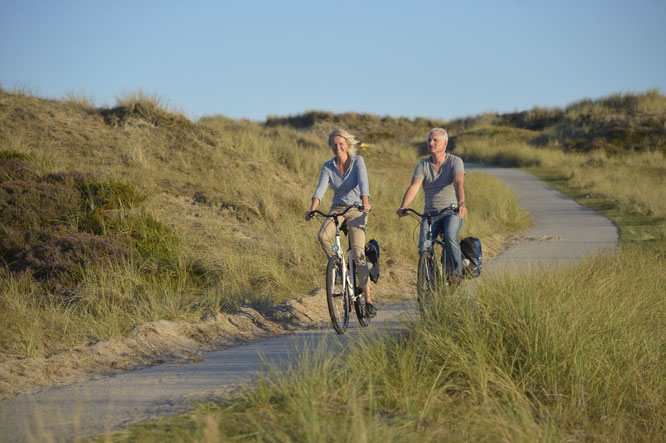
left=104, top=91, right=666, bottom=442
left=449, top=90, right=666, bottom=251
left=0, top=88, right=529, bottom=361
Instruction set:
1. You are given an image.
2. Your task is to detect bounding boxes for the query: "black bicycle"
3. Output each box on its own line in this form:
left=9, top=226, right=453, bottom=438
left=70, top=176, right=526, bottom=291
left=400, top=204, right=459, bottom=312
left=308, top=204, right=372, bottom=334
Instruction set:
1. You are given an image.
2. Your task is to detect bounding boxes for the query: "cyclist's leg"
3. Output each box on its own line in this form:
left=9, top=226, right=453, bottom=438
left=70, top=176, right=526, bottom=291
left=345, top=209, right=374, bottom=304
left=318, top=205, right=347, bottom=257
left=317, top=217, right=337, bottom=257
left=442, top=212, right=463, bottom=279
left=418, top=217, right=442, bottom=252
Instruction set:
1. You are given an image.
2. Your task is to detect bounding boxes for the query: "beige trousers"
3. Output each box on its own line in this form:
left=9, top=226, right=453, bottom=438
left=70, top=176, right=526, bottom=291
left=318, top=205, right=369, bottom=288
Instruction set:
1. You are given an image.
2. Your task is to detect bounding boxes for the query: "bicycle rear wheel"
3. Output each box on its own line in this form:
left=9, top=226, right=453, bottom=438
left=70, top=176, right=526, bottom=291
left=326, top=256, right=350, bottom=334
left=417, top=249, right=439, bottom=313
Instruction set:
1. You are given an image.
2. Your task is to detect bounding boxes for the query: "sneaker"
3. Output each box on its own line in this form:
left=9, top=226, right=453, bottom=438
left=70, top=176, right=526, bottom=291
left=446, top=275, right=461, bottom=287
left=365, top=302, right=377, bottom=318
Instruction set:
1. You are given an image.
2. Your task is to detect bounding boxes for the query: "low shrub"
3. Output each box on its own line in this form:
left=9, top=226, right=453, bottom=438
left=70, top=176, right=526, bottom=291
left=16, top=232, right=134, bottom=292
left=46, top=170, right=103, bottom=187
left=0, top=225, right=75, bottom=267
left=118, top=214, right=179, bottom=263
left=0, top=158, right=39, bottom=182
left=78, top=180, right=145, bottom=211
left=0, top=180, right=81, bottom=230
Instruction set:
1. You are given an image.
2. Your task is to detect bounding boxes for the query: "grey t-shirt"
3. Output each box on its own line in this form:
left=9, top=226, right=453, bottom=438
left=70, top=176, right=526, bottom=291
left=313, top=155, right=370, bottom=205
left=413, top=154, right=464, bottom=212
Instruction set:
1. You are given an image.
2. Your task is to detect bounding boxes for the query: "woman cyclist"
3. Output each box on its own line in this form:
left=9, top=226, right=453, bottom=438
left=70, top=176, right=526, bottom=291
left=305, top=129, right=377, bottom=317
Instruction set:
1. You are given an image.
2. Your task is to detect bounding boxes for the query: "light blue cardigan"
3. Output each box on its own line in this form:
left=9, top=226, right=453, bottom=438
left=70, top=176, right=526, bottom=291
left=312, top=155, right=370, bottom=205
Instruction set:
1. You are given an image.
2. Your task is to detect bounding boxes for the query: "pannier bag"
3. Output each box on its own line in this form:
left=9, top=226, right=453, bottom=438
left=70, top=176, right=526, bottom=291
left=365, top=239, right=380, bottom=283
left=460, top=237, right=482, bottom=278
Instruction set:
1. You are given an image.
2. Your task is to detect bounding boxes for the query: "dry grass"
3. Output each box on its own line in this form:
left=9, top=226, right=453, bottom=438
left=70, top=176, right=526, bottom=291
left=0, top=89, right=530, bottom=360
left=104, top=248, right=666, bottom=442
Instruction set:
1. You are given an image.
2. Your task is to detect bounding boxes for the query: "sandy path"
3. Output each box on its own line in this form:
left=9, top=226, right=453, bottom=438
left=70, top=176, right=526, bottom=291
left=0, top=166, right=618, bottom=442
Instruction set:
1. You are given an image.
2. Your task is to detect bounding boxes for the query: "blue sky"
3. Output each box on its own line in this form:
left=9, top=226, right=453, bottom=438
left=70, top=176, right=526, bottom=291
left=1, top=0, right=665, bottom=122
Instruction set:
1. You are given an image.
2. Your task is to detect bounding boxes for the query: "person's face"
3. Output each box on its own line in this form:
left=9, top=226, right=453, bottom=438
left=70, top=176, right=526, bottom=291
left=428, top=132, right=447, bottom=154
left=330, top=135, right=348, bottom=158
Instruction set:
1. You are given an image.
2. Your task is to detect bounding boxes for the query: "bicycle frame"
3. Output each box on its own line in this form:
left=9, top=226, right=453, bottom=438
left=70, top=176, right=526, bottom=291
left=329, top=215, right=360, bottom=305
left=401, top=205, right=459, bottom=308
left=402, top=204, right=458, bottom=265
left=309, top=204, right=370, bottom=333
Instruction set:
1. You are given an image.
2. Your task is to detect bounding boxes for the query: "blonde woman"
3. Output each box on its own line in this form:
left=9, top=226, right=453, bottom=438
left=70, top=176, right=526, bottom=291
left=305, top=129, right=376, bottom=317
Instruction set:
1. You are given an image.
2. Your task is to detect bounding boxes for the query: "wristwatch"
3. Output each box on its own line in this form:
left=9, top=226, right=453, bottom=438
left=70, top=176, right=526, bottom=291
left=458, top=201, right=466, bottom=207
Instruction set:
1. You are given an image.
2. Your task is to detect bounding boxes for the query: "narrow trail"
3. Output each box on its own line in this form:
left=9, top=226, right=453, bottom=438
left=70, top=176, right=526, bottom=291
left=0, top=166, right=618, bottom=442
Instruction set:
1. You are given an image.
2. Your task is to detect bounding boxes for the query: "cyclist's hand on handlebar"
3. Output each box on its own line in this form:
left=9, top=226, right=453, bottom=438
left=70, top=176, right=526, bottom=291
left=305, top=211, right=315, bottom=221
left=396, top=208, right=407, bottom=219
left=362, top=202, right=372, bottom=213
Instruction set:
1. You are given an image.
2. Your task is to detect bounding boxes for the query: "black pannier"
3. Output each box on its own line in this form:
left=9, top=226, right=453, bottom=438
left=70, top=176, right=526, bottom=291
left=365, top=239, right=380, bottom=283
left=460, top=237, right=482, bottom=279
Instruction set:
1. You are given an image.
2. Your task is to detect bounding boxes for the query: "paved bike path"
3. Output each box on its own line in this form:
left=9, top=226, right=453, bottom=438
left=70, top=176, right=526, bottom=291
left=0, top=166, right=618, bottom=442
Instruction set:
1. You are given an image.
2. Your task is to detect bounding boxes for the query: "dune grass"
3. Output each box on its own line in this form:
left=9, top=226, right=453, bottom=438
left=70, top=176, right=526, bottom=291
left=100, top=247, right=665, bottom=442
left=450, top=91, right=666, bottom=253
left=83, top=90, right=666, bottom=441
left=0, top=89, right=531, bottom=360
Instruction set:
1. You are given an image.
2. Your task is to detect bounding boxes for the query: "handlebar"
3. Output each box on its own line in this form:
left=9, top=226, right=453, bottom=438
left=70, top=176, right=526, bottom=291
left=400, top=204, right=458, bottom=219
left=308, top=204, right=365, bottom=220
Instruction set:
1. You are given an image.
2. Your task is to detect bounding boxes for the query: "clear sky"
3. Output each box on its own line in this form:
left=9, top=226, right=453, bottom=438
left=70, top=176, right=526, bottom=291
left=1, top=0, right=665, bottom=122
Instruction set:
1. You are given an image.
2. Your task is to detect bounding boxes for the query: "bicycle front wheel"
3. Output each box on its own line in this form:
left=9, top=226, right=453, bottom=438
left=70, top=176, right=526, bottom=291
left=326, top=256, right=350, bottom=334
left=417, top=249, right=439, bottom=313
left=354, top=296, right=371, bottom=328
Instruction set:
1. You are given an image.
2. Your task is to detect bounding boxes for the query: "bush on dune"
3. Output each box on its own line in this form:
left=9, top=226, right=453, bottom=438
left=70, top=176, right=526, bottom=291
left=0, top=150, right=176, bottom=302
left=0, top=180, right=81, bottom=230
left=17, top=232, right=134, bottom=294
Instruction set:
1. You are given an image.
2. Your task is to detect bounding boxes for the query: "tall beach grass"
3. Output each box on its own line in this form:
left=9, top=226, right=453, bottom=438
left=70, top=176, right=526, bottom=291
left=111, top=248, right=665, bottom=441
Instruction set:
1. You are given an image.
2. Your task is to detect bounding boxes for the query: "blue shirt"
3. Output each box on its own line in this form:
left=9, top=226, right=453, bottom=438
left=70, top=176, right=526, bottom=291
left=313, top=155, right=370, bottom=205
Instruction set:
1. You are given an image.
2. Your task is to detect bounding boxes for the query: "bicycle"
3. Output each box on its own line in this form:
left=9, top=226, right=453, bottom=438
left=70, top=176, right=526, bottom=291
left=400, top=204, right=459, bottom=313
left=308, top=204, right=372, bottom=334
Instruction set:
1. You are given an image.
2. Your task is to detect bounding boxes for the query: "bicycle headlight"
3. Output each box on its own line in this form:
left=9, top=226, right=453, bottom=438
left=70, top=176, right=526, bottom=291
left=332, top=245, right=340, bottom=253
left=423, top=239, right=432, bottom=248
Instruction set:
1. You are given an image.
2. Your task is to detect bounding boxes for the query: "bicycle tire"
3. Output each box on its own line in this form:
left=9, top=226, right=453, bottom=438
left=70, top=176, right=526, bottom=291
left=417, top=249, right=439, bottom=313
left=354, top=298, right=371, bottom=327
left=326, top=256, right=349, bottom=334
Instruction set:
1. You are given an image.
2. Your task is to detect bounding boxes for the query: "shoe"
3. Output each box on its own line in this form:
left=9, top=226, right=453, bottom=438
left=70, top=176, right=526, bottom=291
left=446, top=275, right=461, bottom=287
left=365, top=302, right=377, bottom=318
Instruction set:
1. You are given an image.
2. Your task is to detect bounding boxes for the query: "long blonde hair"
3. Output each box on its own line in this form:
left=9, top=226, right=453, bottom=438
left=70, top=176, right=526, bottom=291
left=328, top=129, right=358, bottom=155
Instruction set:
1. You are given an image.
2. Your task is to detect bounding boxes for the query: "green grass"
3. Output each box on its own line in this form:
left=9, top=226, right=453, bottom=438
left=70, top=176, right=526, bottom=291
left=99, top=248, right=666, bottom=442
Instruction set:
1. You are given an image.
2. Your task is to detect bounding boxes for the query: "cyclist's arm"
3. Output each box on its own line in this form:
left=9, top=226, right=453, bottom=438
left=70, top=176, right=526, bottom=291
left=356, top=157, right=371, bottom=213
left=397, top=177, right=423, bottom=218
left=454, top=172, right=467, bottom=219
left=361, top=195, right=371, bottom=213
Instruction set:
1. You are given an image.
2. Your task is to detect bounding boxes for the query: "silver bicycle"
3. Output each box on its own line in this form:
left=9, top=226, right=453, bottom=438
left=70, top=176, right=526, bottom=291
left=308, top=204, right=372, bottom=334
